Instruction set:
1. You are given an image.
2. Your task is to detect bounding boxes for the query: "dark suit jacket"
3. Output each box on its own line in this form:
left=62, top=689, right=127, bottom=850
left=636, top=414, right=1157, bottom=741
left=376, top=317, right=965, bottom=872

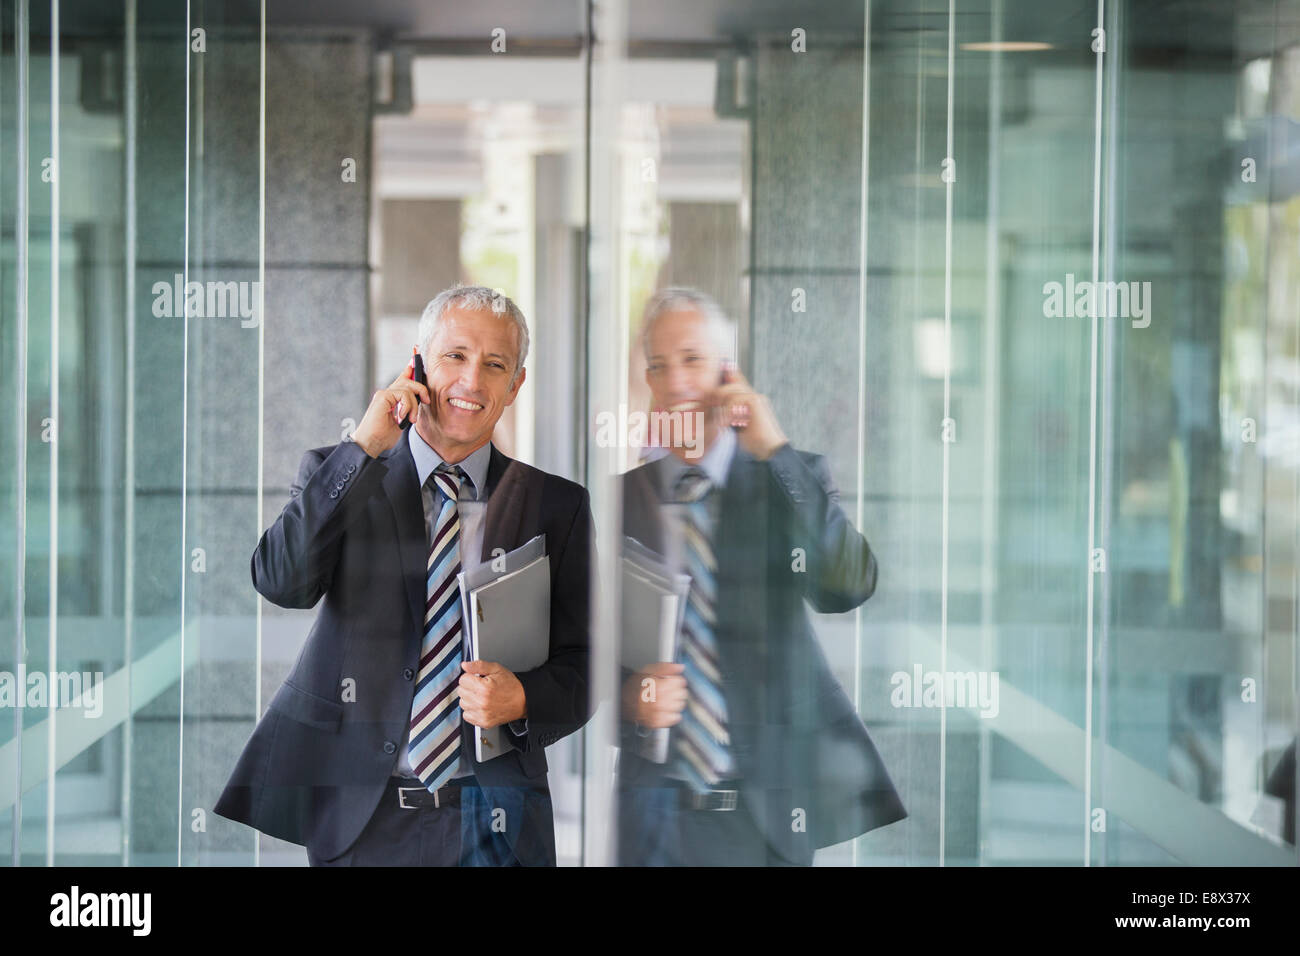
left=617, top=440, right=905, bottom=864
left=214, top=437, right=593, bottom=865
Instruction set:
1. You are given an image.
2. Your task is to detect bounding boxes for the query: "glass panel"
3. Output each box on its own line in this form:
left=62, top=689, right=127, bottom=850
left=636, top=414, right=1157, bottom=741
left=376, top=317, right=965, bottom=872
left=1100, top=0, right=1297, bottom=863
left=124, top=0, right=190, bottom=867
left=0, top=0, right=1295, bottom=870
left=596, top=0, right=1300, bottom=866
left=177, top=0, right=265, bottom=866
left=0, top=0, right=31, bottom=867
left=369, top=27, right=589, bottom=865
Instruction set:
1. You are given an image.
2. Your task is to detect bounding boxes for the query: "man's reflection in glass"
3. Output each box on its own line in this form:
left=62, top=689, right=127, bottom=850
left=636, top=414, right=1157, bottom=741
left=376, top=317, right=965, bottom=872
left=615, top=288, right=906, bottom=866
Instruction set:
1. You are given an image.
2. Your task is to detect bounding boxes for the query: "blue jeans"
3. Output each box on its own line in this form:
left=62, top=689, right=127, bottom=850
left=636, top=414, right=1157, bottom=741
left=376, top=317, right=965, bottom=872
left=306, top=775, right=520, bottom=867
left=617, top=785, right=801, bottom=866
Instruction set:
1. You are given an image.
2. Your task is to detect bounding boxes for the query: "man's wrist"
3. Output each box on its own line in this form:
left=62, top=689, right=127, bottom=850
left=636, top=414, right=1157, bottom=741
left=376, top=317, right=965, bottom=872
left=350, top=429, right=383, bottom=458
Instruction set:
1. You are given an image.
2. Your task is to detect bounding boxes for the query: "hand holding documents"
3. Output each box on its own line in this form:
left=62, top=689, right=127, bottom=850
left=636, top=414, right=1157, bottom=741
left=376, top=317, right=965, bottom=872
left=620, top=537, right=690, bottom=763
left=457, top=534, right=550, bottom=762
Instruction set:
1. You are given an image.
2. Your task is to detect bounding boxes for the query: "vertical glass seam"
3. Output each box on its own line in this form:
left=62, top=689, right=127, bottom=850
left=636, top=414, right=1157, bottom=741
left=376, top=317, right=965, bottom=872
left=578, top=0, right=594, bottom=866
left=11, top=0, right=30, bottom=870
left=938, top=0, right=957, bottom=868
left=977, top=0, right=1006, bottom=868
left=1083, top=0, right=1108, bottom=868
left=851, top=0, right=873, bottom=870
left=254, top=0, right=267, bottom=868
left=581, top=0, right=627, bottom=869
left=121, top=0, right=138, bottom=868
left=1095, top=0, right=1126, bottom=867
left=45, top=0, right=60, bottom=869
left=177, top=0, right=191, bottom=868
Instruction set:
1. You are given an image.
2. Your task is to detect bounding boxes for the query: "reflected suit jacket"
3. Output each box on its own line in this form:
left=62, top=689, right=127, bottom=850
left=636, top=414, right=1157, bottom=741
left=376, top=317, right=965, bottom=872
left=214, top=437, right=593, bottom=865
left=618, top=440, right=906, bottom=864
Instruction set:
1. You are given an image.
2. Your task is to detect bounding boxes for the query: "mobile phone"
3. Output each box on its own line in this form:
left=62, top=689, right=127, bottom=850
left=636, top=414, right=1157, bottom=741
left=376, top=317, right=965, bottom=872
left=400, top=346, right=426, bottom=431
left=720, top=361, right=748, bottom=429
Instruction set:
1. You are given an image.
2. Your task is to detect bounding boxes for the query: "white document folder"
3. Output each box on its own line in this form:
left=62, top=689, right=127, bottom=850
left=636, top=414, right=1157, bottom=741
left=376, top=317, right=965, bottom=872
left=456, top=534, right=549, bottom=762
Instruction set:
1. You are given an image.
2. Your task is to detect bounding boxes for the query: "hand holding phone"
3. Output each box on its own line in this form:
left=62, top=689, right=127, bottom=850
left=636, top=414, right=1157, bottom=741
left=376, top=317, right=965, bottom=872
left=718, top=360, right=750, bottom=429
left=714, top=361, right=788, bottom=459
left=351, top=346, right=430, bottom=458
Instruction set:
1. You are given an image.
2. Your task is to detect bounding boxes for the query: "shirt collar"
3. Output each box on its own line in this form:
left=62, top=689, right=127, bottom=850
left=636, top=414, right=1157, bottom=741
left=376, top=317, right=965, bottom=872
left=654, top=424, right=736, bottom=496
left=407, top=426, right=491, bottom=501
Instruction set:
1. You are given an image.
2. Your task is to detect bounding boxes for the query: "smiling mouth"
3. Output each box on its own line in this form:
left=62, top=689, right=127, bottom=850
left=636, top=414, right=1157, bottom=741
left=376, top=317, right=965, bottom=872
left=448, top=397, right=484, bottom=411
left=667, top=400, right=702, bottom=413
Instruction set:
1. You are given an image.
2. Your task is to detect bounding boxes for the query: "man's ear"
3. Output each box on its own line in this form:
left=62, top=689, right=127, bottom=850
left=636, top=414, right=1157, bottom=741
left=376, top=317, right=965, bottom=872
left=504, top=366, right=527, bottom=406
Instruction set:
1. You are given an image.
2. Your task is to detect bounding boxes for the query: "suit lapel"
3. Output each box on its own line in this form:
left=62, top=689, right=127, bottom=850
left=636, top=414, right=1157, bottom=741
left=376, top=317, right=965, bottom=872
left=479, top=444, right=538, bottom=563
left=380, top=438, right=429, bottom=638
left=622, top=457, right=669, bottom=553
left=714, top=444, right=764, bottom=724
left=716, top=443, right=761, bottom=574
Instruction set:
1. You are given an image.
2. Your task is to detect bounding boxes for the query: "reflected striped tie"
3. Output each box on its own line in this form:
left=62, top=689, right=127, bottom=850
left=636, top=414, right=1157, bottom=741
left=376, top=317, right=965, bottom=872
left=671, top=468, right=737, bottom=792
left=408, top=465, right=466, bottom=794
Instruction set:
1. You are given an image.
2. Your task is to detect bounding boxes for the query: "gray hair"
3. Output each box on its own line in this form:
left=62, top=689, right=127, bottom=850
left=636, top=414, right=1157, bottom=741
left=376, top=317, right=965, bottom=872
left=639, top=287, right=736, bottom=363
left=418, top=284, right=530, bottom=387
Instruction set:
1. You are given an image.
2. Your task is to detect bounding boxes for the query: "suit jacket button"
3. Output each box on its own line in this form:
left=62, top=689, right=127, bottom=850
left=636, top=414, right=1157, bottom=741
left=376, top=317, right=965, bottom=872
left=329, top=490, right=339, bottom=499
left=403, top=668, right=414, bottom=681
left=348, top=463, right=357, bottom=474
left=383, top=741, right=396, bottom=754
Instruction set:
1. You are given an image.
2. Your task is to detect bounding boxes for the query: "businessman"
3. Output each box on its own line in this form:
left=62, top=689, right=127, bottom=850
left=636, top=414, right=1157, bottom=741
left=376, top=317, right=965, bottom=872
left=616, top=287, right=905, bottom=866
left=215, top=285, right=592, bottom=866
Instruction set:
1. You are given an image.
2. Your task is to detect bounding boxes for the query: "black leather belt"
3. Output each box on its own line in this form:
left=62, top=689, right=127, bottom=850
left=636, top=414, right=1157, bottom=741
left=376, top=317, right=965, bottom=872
left=394, top=778, right=466, bottom=809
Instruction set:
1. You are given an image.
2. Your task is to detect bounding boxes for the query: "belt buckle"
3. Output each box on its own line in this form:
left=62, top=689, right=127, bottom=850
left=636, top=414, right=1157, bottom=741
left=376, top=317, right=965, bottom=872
left=689, top=787, right=738, bottom=811
left=397, top=786, right=427, bottom=810
left=712, top=789, right=738, bottom=811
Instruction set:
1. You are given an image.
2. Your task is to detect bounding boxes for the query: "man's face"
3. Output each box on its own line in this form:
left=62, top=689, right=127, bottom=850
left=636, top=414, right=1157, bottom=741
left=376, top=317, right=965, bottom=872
left=417, top=306, right=525, bottom=462
left=643, top=307, right=724, bottom=457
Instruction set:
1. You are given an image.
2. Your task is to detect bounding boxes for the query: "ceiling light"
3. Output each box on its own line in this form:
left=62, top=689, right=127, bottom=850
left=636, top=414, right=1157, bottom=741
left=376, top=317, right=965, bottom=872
left=960, top=41, right=1054, bottom=52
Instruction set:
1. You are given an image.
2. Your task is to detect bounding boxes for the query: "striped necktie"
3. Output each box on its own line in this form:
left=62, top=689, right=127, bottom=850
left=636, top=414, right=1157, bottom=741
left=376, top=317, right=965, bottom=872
left=671, top=467, right=737, bottom=791
left=408, top=464, right=467, bottom=793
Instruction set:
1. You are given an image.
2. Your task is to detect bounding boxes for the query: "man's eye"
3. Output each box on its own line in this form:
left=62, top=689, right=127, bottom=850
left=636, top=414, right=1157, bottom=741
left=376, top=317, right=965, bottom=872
left=445, top=352, right=463, bottom=360
left=685, top=355, right=701, bottom=364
